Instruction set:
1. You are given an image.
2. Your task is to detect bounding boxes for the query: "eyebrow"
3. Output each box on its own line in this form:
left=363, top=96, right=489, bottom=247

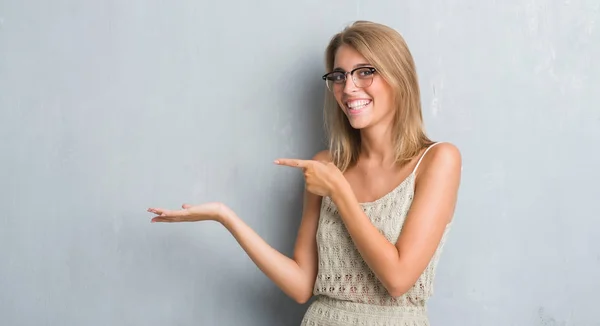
left=332, top=63, right=373, bottom=71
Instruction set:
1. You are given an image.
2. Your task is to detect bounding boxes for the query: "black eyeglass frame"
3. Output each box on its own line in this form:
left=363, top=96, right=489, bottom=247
left=321, top=67, right=377, bottom=90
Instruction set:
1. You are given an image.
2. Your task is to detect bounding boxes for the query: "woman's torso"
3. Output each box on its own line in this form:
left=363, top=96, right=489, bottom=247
left=302, top=144, right=452, bottom=325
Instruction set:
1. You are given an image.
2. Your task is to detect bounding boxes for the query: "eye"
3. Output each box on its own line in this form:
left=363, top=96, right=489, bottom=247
left=327, top=72, right=346, bottom=83
left=356, top=67, right=375, bottom=78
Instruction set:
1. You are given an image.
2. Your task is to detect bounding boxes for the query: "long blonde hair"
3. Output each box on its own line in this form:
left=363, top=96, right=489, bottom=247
left=323, top=21, right=433, bottom=172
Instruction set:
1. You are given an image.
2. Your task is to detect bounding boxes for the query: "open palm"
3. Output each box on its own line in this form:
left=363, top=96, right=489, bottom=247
left=147, top=202, right=226, bottom=223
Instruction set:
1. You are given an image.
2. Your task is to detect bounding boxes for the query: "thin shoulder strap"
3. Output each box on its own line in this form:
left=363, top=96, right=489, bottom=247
left=413, top=142, right=444, bottom=174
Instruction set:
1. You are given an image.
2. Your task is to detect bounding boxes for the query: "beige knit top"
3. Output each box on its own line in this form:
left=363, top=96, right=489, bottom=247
left=312, top=143, right=452, bottom=307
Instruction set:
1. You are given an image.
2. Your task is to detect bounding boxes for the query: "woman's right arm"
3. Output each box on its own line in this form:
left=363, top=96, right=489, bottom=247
left=219, top=187, right=322, bottom=304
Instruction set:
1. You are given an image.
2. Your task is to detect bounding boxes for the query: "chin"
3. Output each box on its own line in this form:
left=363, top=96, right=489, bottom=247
left=345, top=114, right=372, bottom=130
left=342, top=100, right=374, bottom=129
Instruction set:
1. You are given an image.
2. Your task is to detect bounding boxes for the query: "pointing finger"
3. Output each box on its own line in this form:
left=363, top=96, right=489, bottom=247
left=274, top=158, right=311, bottom=168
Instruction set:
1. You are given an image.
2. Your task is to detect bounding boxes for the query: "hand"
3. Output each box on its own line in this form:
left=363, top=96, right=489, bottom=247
left=147, top=202, right=228, bottom=224
left=274, top=158, right=344, bottom=197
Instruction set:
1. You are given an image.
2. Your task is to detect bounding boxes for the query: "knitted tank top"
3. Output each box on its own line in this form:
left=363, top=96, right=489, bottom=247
left=312, top=143, right=452, bottom=307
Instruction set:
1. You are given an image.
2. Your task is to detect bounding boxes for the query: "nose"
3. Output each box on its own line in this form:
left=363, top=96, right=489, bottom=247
left=343, top=75, right=358, bottom=94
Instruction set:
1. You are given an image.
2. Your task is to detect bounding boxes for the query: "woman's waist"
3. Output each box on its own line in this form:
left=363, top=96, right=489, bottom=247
left=312, top=295, right=428, bottom=318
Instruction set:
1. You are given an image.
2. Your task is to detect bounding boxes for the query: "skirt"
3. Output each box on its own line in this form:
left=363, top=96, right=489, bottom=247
left=300, top=296, right=429, bottom=326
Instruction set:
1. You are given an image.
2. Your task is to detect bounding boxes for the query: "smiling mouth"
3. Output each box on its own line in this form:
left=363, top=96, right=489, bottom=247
left=345, top=99, right=371, bottom=113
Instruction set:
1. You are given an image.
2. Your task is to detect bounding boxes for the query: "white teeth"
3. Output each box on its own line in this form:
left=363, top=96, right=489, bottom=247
left=346, top=100, right=371, bottom=109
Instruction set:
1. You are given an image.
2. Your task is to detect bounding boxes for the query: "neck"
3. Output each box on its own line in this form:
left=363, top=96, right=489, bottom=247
left=358, top=124, right=397, bottom=166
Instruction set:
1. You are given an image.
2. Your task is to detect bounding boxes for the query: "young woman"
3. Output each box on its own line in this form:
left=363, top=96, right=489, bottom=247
left=148, top=21, right=462, bottom=326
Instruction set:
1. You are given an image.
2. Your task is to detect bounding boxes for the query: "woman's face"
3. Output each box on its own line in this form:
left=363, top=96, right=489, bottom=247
left=331, top=45, right=396, bottom=130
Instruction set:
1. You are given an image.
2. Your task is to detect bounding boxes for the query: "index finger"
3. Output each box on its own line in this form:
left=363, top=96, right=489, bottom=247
left=274, top=158, right=311, bottom=168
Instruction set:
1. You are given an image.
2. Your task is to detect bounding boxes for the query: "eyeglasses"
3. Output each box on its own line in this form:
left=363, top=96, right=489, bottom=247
left=322, top=67, right=377, bottom=92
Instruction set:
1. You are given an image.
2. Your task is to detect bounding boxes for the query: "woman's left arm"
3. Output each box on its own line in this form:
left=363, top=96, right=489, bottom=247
left=331, top=143, right=462, bottom=297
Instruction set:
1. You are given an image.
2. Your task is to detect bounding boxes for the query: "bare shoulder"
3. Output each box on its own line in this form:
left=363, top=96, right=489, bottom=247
left=312, top=149, right=333, bottom=162
left=410, top=142, right=462, bottom=225
left=417, top=142, right=462, bottom=178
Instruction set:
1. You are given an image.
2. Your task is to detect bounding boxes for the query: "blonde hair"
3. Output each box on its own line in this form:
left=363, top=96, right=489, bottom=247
left=323, top=21, right=433, bottom=172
